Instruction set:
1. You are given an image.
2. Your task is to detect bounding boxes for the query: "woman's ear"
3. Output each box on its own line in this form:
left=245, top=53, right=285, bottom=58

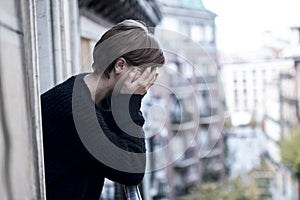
left=114, top=57, right=127, bottom=75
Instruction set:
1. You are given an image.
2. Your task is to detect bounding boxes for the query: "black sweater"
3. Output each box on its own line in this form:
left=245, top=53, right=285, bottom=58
left=41, top=74, right=146, bottom=200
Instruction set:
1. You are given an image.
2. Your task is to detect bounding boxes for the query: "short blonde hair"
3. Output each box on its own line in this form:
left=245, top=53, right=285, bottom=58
left=92, top=19, right=165, bottom=78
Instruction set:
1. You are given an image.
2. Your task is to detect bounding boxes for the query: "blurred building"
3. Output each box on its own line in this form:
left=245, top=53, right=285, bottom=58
left=278, top=26, right=300, bottom=200
left=222, top=58, right=299, bottom=199
left=221, top=60, right=294, bottom=125
left=222, top=26, right=300, bottom=199
left=248, top=155, right=298, bottom=200
left=0, top=0, right=162, bottom=199
left=141, top=0, right=226, bottom=199
left=282, top=26, right=300, bottom=131
left=279, top=70, right=298, bottom=137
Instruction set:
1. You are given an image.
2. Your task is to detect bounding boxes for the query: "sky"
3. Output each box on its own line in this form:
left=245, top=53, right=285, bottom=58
left=202, top=0, right=300, bottom=54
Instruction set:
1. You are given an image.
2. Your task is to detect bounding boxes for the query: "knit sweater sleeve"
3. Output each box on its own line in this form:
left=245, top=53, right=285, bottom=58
left=94, top=94, right=146, bottom=185
left=98, top=94, right=145, bottom=152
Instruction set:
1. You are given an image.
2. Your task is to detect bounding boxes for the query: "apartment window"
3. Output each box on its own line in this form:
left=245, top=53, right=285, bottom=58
left=242, top=71, right=246, bottom=79
left=199, top=127, right=208, bottom=149
left=234, top=89, right=238, bottom=99
left=162, top=17, right=179, bottom=33
left=262, top=70, right=266, bottom=77
left=80, top=37, right=93, bottom=72
left=204, top=25, right=213, bottom=43
left=186, top=165, right=198, bottom=182
left=234, top=90, right=238, bottom=104
left=244, top=99, right=248, bottom=108
left=243, top=79, right=246, bottom=87
left=171, top=99, right=181, bottom=123
left=183, top=63, right=193, bottom=79
left=172, top=135, right=185, bottom=161
left=191, top=24, right=204, bottom=42
left=181, top=20, right=190, bottom=37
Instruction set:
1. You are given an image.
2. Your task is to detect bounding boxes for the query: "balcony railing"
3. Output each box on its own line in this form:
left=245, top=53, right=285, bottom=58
left=200, top=148, right=222, bottom=158
left=171, top=121, right=197, bottom=131
left=199, top=107, right=219, bottom=124
left=174, top=157, right=198, bottom=168
left=197, top=75, right=218, bottom=84
left=171, top=111, right=193, bottom=124
left=199, top=115, right=220, bottom=124
left=174, top=147, right=198, bottom=168
left=200, top=107, right=218, bottom=117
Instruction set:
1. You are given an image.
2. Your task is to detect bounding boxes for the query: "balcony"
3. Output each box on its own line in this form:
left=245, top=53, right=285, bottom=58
left=199, top=115, right=220, bottom=124
left=174, top=157, right=198, bottom=169
left=174, top=147, right=199, bottom=168
left=78, top=0, right=162, bottom=27
left=185, top=174, right=199, bottom=184
left=201, top=156, right=224, bottom=183
left=196, top=76, right=219, bottom=94
left=169, top=75, right=194, bottom=98
left=171, top=97, right=194, bottom=122
left=202, top=170, right=221, bottom=183
left=196, top=82, right=218, bottom=91
left=197, top=89, right=220, bottom=124
left=171, top=108, right=193, bottom=121
left=199, top=148, right=222, bottom=159
left=199, top=108, right=220, bottom=124
left=170, top=85, right=194, bottom=99
left=171, top=120, right=197, bottom=131
left=197, top=75, right=218, bottom=84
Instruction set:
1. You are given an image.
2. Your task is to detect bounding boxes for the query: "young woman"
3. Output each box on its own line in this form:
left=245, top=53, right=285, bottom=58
left=41, top=19, right=165, bottom=199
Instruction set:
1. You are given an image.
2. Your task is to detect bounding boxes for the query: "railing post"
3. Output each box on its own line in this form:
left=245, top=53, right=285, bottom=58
left=124, top=185, right=142, bottom=200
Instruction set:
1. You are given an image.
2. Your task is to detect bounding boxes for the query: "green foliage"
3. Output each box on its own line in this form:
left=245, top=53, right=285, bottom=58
left=199, top=177, right=251, bottom=200
left=280, top=126, right=300, bottom=175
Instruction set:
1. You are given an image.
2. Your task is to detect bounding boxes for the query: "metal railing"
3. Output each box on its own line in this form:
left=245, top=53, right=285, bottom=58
left=124, top=185, right=142, bottom=200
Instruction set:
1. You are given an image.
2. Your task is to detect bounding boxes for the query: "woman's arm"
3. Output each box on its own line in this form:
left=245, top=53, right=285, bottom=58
left=95, top=94, right=146, bottom=185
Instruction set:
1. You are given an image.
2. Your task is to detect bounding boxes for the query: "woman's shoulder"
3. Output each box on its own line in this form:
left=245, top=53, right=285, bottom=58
left=41, top=73, right=90, bottom=96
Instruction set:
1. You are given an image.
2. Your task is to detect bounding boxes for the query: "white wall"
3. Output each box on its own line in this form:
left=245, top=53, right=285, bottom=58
left=37, top=0, right=81, bottom=93
left=0, top=0, right=45, bottom=199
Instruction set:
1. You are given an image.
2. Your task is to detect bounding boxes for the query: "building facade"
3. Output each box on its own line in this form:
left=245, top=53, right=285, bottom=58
left=221, top=60, right=294, bottom=125
left=222, top=26, right=300, bottom=199
left=142, top=0, right=226, bottom=199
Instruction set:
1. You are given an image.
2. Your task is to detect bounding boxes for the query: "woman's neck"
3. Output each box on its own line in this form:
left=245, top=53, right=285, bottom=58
left=83, top=73, right=113, bottom=104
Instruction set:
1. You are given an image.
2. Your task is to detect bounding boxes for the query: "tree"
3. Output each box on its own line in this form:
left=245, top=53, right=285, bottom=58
left=280, top=126, right=300, bottom=200
left=199, top=176, right=252, bottom=200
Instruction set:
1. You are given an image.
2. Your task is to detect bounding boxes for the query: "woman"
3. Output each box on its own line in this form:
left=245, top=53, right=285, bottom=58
left=41, top=19, right=165, bottom=199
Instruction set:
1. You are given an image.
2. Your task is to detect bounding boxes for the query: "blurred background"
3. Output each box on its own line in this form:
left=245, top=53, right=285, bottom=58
left=0, top=0, right=300, bottom=199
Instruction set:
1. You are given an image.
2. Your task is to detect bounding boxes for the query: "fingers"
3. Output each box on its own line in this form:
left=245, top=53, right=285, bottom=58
left=132, top=70, right=142, bottom=82
left=137, top=67, right=153, bottom=81
left=134, top=67, right=155, bottom=83
left=119, top=67, right=159, bottom=95
left=145, top=73, right=158, bottom=91
left=133, top=68, right=158, bottom=93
